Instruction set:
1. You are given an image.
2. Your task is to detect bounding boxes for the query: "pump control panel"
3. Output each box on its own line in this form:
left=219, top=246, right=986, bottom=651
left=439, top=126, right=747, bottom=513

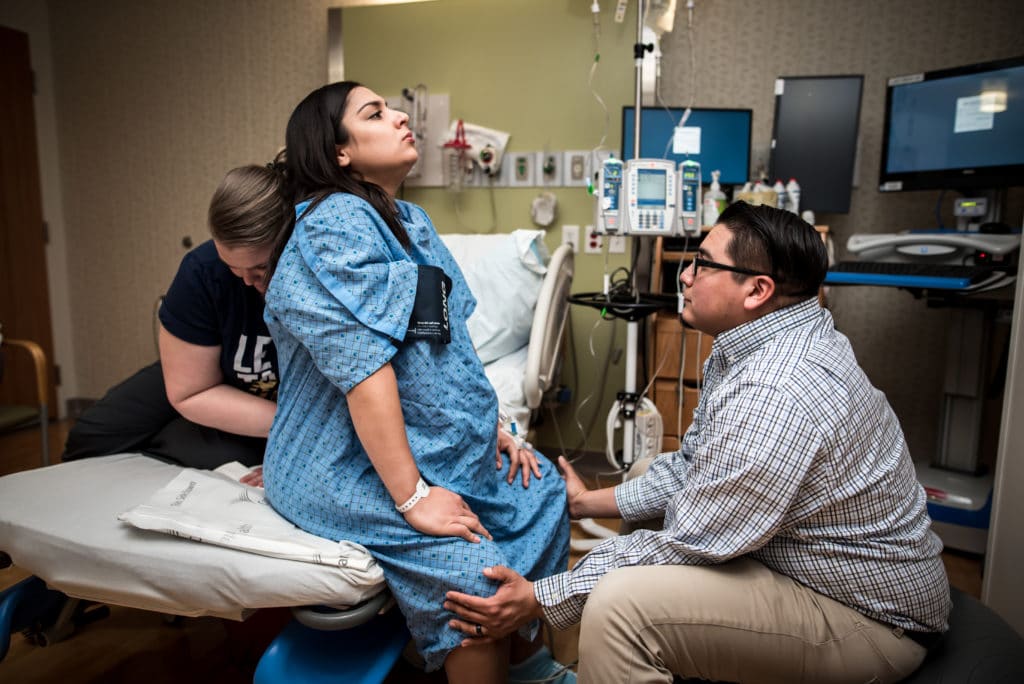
left=624, top=159, right=677, bottom=236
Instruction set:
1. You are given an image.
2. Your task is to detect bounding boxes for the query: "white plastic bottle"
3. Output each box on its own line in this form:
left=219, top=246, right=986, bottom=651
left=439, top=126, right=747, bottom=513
left=773, top=180, right=786, bottom=210
left=703, top=170, right=727, bottom=227
left=786, top=178, right=801, bottom=214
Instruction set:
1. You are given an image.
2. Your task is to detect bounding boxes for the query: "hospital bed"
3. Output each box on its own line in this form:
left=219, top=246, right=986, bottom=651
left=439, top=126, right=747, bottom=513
left=0, top=229, right=574, bottom=680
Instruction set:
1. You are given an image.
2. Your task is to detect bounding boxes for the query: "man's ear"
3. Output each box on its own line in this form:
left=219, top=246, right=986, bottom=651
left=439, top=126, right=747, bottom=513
left=336, top=144, right=350, bottom=168
left=743, top=275, right=776, bottom=312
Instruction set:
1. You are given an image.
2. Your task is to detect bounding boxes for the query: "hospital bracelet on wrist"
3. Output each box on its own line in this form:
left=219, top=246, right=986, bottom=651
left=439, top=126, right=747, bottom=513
left=395, top=477, right=430, bottom=513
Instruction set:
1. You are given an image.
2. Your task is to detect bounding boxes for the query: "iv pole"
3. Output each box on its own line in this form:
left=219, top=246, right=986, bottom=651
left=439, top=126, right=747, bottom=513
left=620, top=0, right=654, bottom=470
left=571, top=0, right=656, bottom=551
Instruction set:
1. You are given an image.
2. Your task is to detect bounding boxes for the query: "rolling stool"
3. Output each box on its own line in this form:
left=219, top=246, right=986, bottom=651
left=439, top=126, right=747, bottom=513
left=903, top=586, right=1024, bottom=682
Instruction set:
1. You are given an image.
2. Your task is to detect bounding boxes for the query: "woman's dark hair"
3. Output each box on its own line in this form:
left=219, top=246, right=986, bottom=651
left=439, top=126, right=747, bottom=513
left=208, top=150, right=292, bottom=250
left=268, top=81, right=411, bottom=280
left=717, top=200, right=828, bottom=300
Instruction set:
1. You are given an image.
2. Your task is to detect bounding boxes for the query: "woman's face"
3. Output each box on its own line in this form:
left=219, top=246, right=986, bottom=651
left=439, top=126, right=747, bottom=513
left=336, top=86, right=419, bottom=193
left=215, top=241, right=273, bottom=294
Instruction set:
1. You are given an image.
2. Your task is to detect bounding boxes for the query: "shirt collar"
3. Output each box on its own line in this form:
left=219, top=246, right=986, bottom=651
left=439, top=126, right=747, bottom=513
left=712, top=297, right=822, bottom=366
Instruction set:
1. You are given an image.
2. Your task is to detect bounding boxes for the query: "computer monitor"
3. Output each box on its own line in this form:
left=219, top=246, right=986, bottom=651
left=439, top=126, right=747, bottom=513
left=879, top=55, right=1024, bottom=193
left=621, top=106, right=752, bottom=186
left=769, top=75, right=864, bottom=213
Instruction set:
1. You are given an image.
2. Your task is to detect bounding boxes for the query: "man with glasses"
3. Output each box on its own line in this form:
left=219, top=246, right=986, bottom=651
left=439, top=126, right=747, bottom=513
left=444, top=201, right=950, bottom=683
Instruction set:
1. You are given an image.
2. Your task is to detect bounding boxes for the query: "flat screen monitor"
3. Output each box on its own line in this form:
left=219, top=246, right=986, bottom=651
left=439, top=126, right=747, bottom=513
left=769, top=75, right=863, bottom=213
left=621, top=106, right=752, bottom=186
left=879, top=55, right=1024, bottom=192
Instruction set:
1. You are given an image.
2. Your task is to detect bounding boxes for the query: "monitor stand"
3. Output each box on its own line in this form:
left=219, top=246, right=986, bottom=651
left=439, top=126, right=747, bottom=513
left=916, top=307, right=998, bottom=554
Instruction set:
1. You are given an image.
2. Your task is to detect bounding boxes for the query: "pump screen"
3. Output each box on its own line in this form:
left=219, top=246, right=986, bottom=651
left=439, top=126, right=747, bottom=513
left=636, top=169, right=666, bottom=206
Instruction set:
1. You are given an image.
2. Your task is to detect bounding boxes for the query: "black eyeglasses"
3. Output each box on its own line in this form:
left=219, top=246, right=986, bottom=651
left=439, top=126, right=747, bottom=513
left=689, top=256, right=772, bottom=279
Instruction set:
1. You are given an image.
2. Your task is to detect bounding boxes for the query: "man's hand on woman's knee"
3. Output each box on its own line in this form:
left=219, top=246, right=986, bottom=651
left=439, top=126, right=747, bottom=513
left=444, top=565, right=543, bottom=646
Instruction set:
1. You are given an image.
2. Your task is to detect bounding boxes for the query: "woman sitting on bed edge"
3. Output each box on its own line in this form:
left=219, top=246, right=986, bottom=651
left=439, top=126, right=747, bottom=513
left=260, top=81, right=573, bottom=684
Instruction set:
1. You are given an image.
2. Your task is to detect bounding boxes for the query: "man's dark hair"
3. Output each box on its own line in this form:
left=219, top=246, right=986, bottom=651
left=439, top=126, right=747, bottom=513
left=716, top=201, right=828, bottom=299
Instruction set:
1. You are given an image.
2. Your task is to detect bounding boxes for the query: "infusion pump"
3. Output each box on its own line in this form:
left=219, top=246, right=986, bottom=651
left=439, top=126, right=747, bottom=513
left=595, top=157, right=684, bottom=236
left=624, top=159, right=677, bottom=236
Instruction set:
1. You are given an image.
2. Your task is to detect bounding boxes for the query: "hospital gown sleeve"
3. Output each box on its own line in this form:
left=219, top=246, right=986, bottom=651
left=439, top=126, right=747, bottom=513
left=275, top=195, right=420, bottom=395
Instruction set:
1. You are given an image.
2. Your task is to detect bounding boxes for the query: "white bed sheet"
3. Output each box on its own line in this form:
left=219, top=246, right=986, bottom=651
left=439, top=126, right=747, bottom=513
left=483, top=344, right=531, bottom=435
left=0, top=454, right=386, bottom=620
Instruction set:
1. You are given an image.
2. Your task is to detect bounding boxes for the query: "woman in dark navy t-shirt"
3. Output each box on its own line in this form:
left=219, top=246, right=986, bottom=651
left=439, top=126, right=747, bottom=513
left=63, top=163, right=289, bottom=472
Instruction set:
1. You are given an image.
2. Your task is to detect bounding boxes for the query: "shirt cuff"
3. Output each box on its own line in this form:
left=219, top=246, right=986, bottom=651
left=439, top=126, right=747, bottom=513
left=534, top=572, right=586, bottom=631
left=615, top=476, right=657, bottom=521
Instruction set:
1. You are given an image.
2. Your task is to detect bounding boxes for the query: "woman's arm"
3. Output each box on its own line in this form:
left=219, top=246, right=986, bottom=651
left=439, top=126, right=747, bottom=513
left=348, top=363, right=491, bottom=543
left=159, top=325, right=276, bottom=437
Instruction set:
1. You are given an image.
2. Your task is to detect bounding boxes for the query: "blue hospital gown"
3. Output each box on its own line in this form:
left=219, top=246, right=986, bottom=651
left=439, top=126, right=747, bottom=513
left=262, top=193, right=570, bottom=671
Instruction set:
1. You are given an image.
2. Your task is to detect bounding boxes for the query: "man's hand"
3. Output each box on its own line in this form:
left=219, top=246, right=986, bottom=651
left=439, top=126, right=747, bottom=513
left=558, top=455, right=591, bottom=519
left=496, top=428, right=542, bottom=488
left=444, top=566, right=543, bottom=645
left=403, top=485, right=493, bottom=544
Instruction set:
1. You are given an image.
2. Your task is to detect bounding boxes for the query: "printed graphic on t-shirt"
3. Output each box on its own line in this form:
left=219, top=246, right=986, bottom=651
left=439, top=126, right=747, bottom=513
left=233, top=334, right=278, bottom=399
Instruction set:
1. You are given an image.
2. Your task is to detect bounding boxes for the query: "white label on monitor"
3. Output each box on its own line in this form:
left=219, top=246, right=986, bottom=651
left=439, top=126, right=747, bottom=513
left=888, top=73, right=924, bottom=86
left=673, top=126, right=701, bottom=154
left=775, top=78, right=785, bottom=95
left=954, top=96, right=994, bottom=133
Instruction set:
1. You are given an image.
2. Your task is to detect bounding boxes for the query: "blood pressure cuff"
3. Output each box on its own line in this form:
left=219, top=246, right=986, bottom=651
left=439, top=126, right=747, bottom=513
left=406, top=265, right=452, bottom=344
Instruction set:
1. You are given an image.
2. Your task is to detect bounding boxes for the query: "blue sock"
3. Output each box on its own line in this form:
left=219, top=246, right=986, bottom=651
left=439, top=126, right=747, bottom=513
left=508, top=645, right=577, bottom=684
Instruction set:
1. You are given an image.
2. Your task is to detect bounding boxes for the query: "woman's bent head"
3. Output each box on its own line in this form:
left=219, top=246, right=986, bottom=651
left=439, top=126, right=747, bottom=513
left=208, top=158, right=291, bottom=294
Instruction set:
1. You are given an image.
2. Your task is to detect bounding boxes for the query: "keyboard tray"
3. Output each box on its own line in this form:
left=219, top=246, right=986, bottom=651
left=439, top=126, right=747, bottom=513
left=825, top=262, right=998, bottom=289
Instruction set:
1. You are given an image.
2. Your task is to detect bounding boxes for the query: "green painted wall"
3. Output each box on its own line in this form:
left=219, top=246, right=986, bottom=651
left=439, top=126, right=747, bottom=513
left=344, top=0, right=639, bottom=455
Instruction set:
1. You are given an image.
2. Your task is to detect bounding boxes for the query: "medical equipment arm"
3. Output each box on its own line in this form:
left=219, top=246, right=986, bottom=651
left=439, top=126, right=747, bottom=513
left=348, top=363, right=491, bottom=544
left=159, top=325, right=276, bottom=437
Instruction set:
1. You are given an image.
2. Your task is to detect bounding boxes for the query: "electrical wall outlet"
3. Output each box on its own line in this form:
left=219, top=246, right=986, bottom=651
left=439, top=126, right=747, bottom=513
left=584, top=225, right=603, bottom=254
left=608, top=234, right=627, bottom=254
left=563, top=150, right=590, bottom=187
left=562, top=224, right=580, bottom=253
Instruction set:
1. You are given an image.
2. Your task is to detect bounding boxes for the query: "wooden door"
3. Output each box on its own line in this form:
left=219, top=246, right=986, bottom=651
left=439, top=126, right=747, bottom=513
left=0, top=25, right=57, bottom=416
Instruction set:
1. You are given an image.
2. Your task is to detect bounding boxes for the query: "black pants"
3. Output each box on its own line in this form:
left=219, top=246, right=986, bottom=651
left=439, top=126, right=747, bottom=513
left=62, top=362, right=266, bottom=469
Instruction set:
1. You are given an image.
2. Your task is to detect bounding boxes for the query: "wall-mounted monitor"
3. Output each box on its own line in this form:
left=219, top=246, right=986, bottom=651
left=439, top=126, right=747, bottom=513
left=769, top=75, right=864, bottom=213
left=879, top=55, right=1024, bottom=192
left=621, top=106, right=752, bottom=186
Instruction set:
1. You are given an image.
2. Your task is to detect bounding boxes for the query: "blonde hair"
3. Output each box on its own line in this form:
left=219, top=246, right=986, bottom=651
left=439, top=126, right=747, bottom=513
left=208, top=155, right=291, bottom=249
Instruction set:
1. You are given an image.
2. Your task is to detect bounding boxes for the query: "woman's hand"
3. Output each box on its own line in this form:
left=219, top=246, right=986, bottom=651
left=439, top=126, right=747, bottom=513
left=240, top=466, right=264, bottom=488
left=496, top=427, right=541, bottom=488
left=403, top=485, right=493, bottom=544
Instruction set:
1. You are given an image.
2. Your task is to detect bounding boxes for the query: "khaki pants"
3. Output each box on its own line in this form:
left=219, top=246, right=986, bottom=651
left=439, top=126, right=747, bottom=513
left=577, top=558, right=926, bottom=684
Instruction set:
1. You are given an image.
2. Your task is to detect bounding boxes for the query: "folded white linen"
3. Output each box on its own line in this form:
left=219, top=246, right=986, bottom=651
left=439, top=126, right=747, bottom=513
left=119, top=468, right=376, bottom=572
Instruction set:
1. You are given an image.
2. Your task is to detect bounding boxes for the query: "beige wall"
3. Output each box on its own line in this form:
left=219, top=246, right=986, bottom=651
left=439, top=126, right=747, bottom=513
left=46, top=0, right=334, bottom=397
left=0, top=1, right=76, bottom=411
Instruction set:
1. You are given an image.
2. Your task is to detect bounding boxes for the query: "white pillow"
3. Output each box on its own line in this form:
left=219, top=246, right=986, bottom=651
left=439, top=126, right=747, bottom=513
left=441, top=230, right=548, bottom=364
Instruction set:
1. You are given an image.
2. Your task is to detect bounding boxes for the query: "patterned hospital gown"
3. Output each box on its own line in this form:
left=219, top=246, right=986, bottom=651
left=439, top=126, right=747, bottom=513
left=262, top=193, right=570, bottom=671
